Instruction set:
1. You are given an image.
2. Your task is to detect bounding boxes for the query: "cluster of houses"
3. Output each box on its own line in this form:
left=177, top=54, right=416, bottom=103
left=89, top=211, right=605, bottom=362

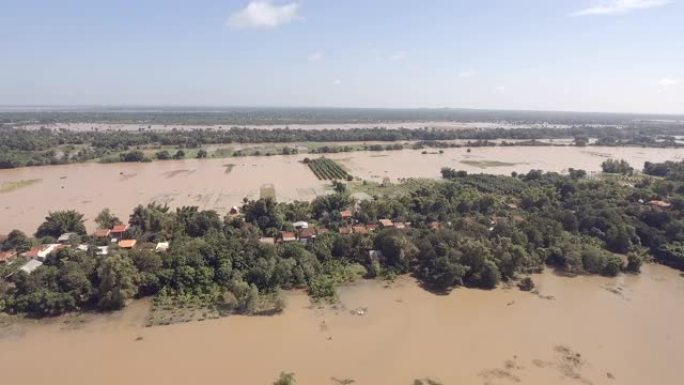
left=1, top=224, right=170, bottom=277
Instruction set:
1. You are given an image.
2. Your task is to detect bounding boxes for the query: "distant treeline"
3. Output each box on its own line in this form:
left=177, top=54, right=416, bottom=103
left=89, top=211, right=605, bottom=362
left=2, top=106, right=684, bottom=125
left=0, top=125, right=683, bottom=169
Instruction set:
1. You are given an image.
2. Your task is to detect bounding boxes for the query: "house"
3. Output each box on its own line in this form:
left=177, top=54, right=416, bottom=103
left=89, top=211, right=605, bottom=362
left=352, top=225, right=369, bottom=235
left=57, top=232, right=76, bottom=244
left=19, top=259, right=43, bottom=274
left=96, top=246, right=109, bottom=256
left=298, top=228, right=316, bottom=241
left=76, top=244, right=89, bottom=252
left=394, top=222, right=407, bottom=230
left=117, top=239, right=137, bottom=249
left=293, top=221, right=309, bottom=230
left=94, top=228, right=111, bottom=238
left=0, top=250, right=17, bottom=264
left=23, top=244, right=59, bottom=261
left=110, top=224, right=129, bottom=239
left=379, top=219, right=394, bottom=228
left=339, top=226, right=352, bottom=235
left=155, top=242, right=170, bottom=252
left=647, top=200, right=671, bottom=209
left=341, top=210, right=353, bottom=220
left=259, top=237, right=276, bottom=245
left=366, top=224, right=378, bottom=232
left=280, top=232, right=297, bottom=243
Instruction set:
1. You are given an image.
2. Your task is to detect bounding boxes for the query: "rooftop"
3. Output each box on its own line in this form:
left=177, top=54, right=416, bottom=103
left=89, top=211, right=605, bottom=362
left=19, top=259, right=43, bottom=274
left=111, top=224, right=128, bottom=233
left=118, top=239, right=137, bottom=249
left=94, top=228, right=111, bottom=238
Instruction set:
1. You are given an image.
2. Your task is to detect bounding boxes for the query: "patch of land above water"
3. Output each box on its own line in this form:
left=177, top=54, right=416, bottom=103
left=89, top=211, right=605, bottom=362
left=0, top=146, right=681, bottom=234
left=0, top=264, right=682, bottom=385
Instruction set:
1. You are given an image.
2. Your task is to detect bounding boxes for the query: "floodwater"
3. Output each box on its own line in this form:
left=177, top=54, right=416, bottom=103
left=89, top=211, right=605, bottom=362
left=0, top=146, right=682, bottom=234
left=0, top=263, right=683, bottom=385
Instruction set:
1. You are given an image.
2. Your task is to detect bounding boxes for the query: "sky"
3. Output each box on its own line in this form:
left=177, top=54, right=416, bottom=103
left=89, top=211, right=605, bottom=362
left=0, top=0, right=683, bottom=114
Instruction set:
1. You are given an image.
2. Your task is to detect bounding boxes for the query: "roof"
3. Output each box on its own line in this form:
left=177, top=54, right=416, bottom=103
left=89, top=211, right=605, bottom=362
left=155, top=242, right=170, bottom=252
left=352, top=225, right=369, bottom=235
left=259, top=237, right=275, bottom=245
left=58, top=232, right=76, bottom=242
left=379, top=219, right=394, bottom=227
left=96, top=246, right=109, bottom=256
left=19, top=259, right=43, bottom=274
left=24, top=244, right=59, bottom=260
left=293, top=221, right=309, bottom=229
left=23, top=246, right=43, bottom=259
left=299, top=228, right=316, bottom=238
left=118, top=239, right=137, bottom=249
left=94, top=228, right=111, bottom=237
left=394, top=222, right=407, bottom=230
left=341, top=210, right=353, bottom=219
left=647, top=200, right=671, bottom=208
left=111, top=224, right=128, bottom=233
left=367, top=224, right=378, bottom=231
left=339, top=227, right=352, bottom=235
left=0, top=250, right=17, bottom=264
left=280, top=232, right=297, bottom=242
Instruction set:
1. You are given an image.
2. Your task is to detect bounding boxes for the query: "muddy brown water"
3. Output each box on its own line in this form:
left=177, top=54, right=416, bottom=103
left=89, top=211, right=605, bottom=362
left=0, top=264, right=683, bottom=385
left=0, top=146, right=682, bottom=234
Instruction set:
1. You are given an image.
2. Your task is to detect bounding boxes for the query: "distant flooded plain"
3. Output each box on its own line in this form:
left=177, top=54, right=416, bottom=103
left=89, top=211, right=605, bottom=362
left=0, top=146, right=682, bottom=234
left=0, top=263, right=683, bottom=385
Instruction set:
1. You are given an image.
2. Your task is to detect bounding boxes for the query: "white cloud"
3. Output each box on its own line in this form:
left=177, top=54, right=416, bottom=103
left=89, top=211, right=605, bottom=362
left=227, top=1, right=300, bottom=29
left=571, top=0, right=669, bottom=16
left=307, top=52, right=323, bottom=62
left=457, top=71, right=474, bottom=78
left=658, top=77, right=680, bottom=87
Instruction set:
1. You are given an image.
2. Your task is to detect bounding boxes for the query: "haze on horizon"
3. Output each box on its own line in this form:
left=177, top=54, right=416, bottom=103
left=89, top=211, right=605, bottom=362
left=1, top=0, right=683, bottom=115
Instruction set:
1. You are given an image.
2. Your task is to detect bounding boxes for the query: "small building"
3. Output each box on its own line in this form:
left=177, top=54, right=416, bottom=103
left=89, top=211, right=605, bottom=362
left=341, top=210, right=353, bottom=219
left=259, top=237, right=276, bottom=245
left=339, top=227, right=352, bottom=235
left=57, top=232, right=76, bottom=244
left=96, top=246, right=109, bottom=256
left=352, top=225, right=369, bottom=235
left=379, top=219, right=394, bottom=228
left=394, top=222, right=407, bottom=230
left=23, top=244, right=59, bottom=261
left=280, top=232, right=297, bottom=243
left=19, top=259, right=44, bottom=274
left=366, top=224, right=378, bottom=232
left=428, top=221, right=442, bottom=231
left=110, top=224, right=129, bottom=239
left=647, top=200, right=671, bottom=209
left=76, top=244, right=89, bottom=252
left=94, top=228, right=111, bottom=238
left=118, top=239, right=137, bottom=249
left=0, top=250, right=17, bottom=264
left=155, top=242, right=170, bottom=252
left=298, top=228, right=316, bottom=240
left=293, top=221, right=309, bottom=230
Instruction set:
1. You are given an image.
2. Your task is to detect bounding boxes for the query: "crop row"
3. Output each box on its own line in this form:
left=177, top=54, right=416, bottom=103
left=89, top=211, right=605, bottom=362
left=308, top=158, right=351, bottom=180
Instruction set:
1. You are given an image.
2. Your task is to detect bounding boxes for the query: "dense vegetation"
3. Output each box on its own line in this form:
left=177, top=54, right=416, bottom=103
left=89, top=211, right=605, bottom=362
left=1, top=120, right=683, bottom=168
left=1, top=163, right=683, bottom=317
left=305, top=157, right=353, bottom=181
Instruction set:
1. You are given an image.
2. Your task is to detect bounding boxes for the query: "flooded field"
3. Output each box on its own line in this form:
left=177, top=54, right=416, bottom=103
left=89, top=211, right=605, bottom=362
left=0, top=263, right=682, bottom=385
left=0, top=146, right=682, bottom=234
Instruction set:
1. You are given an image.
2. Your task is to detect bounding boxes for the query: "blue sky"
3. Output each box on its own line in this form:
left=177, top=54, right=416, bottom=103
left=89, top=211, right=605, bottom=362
left=1, top=0, right=683, bottom=113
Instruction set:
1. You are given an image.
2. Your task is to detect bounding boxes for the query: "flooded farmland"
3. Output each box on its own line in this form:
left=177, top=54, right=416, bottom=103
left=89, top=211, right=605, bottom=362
left=0, top=146, right=682, bottom=234
left=0, top=263, right=683, bottom=385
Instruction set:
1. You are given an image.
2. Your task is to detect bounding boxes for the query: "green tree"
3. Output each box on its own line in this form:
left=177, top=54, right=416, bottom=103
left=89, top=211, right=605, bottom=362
left=95, top=208, right=122, bottom=229
left=35, top=210, right=86, bottom=238
left=273, top=372, right=296, bottom=385
left=96, top=253, right=140, bottom=310
left=1, top=229, right=32, bottom=252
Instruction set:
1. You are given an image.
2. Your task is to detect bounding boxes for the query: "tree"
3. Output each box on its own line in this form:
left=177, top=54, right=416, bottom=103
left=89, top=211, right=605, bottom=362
left=1, top=229, right=32, bottom=252
left=36, top=210, right=86, bottom=238
left=273, top=372, right=296, bottom=385
left=601, top=159, right=633, bottom=175
left=155, top=150, right=171, bottom=160
left=96, top=253, right=140, bottom=310
left=95, top=208, right=122, bottom=229
left=196, top=149, right=208, bottom=159
left=173, top=150, right=186, bottom=160
left=120, top=150, right=146, bottom=162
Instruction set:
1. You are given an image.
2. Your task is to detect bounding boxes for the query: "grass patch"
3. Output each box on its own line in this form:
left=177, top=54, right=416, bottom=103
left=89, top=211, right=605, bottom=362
left=350, top=178, right=438, bottom=198
left=460, top=160, right=520, bottom=169
left=0, top=179, right=42, bottom=193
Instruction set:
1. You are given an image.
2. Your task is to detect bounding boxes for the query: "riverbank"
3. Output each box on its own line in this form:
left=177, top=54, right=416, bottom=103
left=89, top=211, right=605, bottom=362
left=0, top=264, right=682, bottom=385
